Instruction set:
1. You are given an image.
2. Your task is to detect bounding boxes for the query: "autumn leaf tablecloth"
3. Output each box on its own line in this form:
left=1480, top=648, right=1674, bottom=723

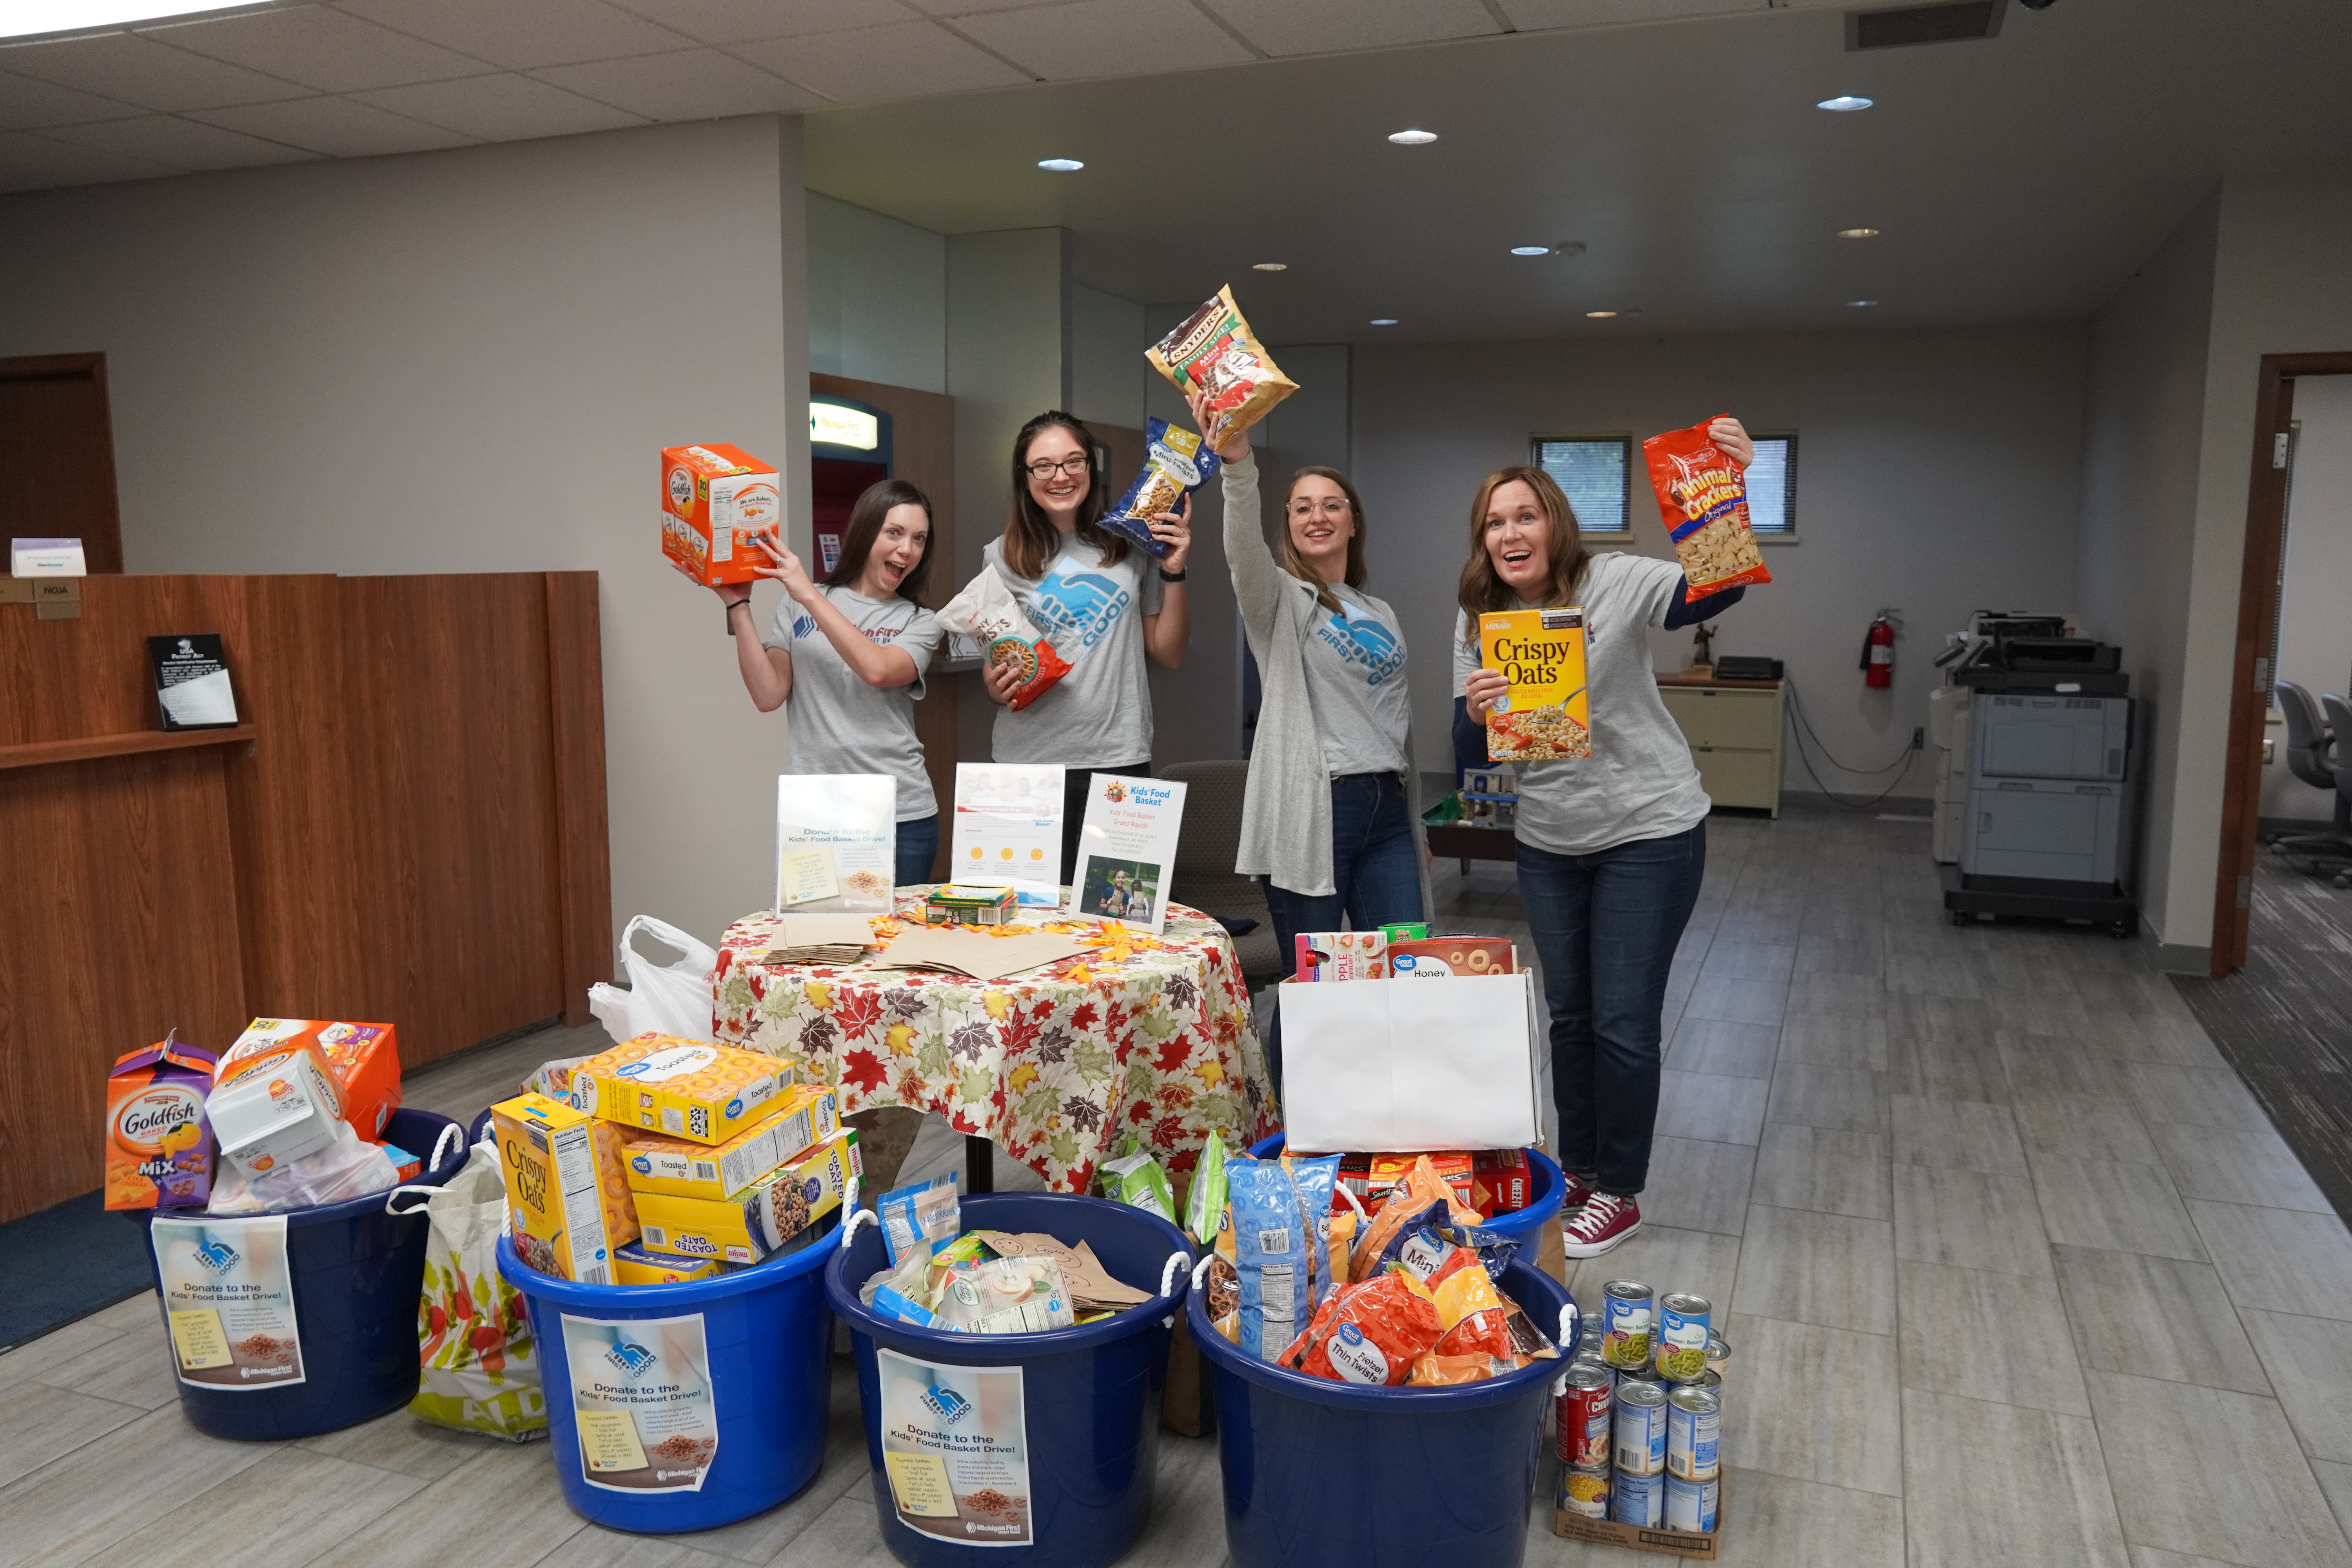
left=711, top=898, right=1276, bottom=1194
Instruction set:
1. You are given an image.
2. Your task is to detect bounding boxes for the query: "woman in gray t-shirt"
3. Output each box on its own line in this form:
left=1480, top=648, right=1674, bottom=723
left=709, top=478, right=945, bottom=888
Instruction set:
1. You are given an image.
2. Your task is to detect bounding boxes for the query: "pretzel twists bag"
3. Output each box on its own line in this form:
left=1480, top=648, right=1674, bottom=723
left=935, top=568, right=1072, bottom=712
left=1145, top=286, right=1298, bottom=451
left=1643, top=416, right=1771, bottom=593
left=1103, top=417, right=1221, bottom=558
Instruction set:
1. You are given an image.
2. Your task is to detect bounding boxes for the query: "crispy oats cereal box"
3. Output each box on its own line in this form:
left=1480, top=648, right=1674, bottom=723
left=1481, top=608, right=1591, bottom=761
left=493, top=1092, right=641, bottom=1283
left=635, top=1129, right=860, bottom=1265
left=104, top=1032, right=218, bottom=1210
left=661, top=442, right=783, bottom=587
left=570, top=1034, right=787, bottom=1147
left=1643, top=417, right=1771, bottom=593
left=621, top=1085, right=839, bottom=1201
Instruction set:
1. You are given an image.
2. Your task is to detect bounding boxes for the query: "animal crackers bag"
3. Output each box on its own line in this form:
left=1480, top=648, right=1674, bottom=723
left=1642, top=417, right=1771, bottom=593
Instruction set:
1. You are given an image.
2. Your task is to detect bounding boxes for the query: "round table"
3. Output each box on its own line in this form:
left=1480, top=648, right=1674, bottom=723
left=711, top=895, right=1276, bottom=1194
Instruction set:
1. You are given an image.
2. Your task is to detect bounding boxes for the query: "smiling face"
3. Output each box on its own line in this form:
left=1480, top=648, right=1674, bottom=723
left=1287, top=475, right=1354, bottom=574
left=1483, top=478, right=1555, bottom=601
left=1021, top=426, right=1091, bottom=530
left=856, top=503, right=929, bottom=599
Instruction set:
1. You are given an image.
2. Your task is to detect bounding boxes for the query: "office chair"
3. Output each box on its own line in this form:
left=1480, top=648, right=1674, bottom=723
left=2270, top=681, right=2352, bottom=886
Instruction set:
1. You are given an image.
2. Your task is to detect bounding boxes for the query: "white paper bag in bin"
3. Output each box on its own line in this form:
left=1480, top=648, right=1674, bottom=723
left=1278, top=972, right=1544, bottom=1154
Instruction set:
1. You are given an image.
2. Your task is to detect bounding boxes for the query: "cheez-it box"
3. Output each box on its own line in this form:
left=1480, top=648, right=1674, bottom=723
left=216, top=1019, right=402, bottom=1141
left=661, top=443, right=782, bottom=586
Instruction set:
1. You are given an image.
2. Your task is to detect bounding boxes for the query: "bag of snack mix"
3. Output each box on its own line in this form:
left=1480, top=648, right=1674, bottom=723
left=1281, top=1271, right=1443, bottom=1386
left=1348, top=1156, right=1480, bottom=1280
left=1279, top=1153, right=1342, bottom=1309
left=1228, top=1158, right=1311, bottom=1361
left=1407, top=1352, right=1528, bottom=1387
left=1145, top=286, right=1298, bottom=451
left=936, top=568, right=1072, bottom=713
left=1642, top=416, right=1772, bottom=593
left=1103, top=417, right=1220, bottom=558
left=1389, top=1229, right=1515, bottom=1359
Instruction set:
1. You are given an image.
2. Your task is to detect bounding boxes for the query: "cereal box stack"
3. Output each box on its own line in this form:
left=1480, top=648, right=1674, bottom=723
left=1553, top=1277, right=1729, bottom=1553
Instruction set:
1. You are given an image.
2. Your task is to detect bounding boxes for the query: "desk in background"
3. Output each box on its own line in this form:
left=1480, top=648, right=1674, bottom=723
left=1657, top=671, right=1785, bottom=817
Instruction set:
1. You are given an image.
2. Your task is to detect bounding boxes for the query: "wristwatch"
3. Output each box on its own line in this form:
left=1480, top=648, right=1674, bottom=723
left=1158, top=568, right=1187, bottom=583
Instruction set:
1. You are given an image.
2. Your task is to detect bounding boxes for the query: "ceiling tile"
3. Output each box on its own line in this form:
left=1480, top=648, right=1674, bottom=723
left=139, top=7, right=495, bottom=93
left=955, top=0, right=1255, bottom=80
left=0, top=127, right=180, bottom=187
left=38, top=113, right=320, bottom=170
left=334, top=0, right=698, bottom=70
left=0, top=31, right=313, bottom=112
left=1496, top=0, right=1764, bottom=29
left=728, top=20, right=1026, bottom=102
left=352, top=72, right=649, bottom=138
left=0, top=68, right=143, bottom=130
left=533, top=47, right=828, bottom=118
left=1200, top=0, right=1497, bottom=57
left=603, top=0, right=918, bottom=46
left=189, top=94, right=479, bottom=155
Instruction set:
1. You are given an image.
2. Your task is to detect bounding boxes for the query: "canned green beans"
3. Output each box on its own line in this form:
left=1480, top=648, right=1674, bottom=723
left=1657, top=1293, right=1711, bottom=1382
left=1602, top=1280, right=1654, bottom=1368
left=1612, top=1468, right=1664, bottom=1527
left=1666, top=1385, right=1720, bottom=1481
left=1558, top=1365, right=1613, bottom=1469
left=1613, top=1378, right=1668, bottom=1475
left=1664, top=1472, right=1719, bottom=1533
left=1706, top=1329, right=1730, bottom=1379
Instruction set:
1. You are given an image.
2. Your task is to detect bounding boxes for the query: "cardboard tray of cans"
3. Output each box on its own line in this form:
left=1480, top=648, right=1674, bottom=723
left=1551, top=1477, right=1726, bottom=1560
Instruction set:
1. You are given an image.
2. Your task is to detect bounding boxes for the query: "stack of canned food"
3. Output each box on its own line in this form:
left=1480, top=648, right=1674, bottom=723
left=1556, top=1280, right=1727, bottom=1534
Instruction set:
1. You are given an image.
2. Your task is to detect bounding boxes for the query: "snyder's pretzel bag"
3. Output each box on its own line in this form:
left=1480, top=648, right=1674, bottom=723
left=1146, top=286, right=1298, bottom=450
left=1643, top=416, right=1771, bottom=593
left=936, top=568, right=1071, bottom=712
left=1105, top=417, right=1220, bottom=558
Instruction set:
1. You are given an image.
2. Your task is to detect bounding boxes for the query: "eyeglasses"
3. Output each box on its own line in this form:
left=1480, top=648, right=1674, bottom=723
left=1289, top=497, right=1352, bottom=516
left=1025, top=455, right=1092, bottom=479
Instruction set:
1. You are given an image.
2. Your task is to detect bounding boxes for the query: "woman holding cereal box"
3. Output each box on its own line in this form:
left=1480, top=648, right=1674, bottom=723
left=1455, top=419, right=1754, bottom=1257
left=710, top=478, right=944, bottom=888
left=1189, top=388, right=1430, bottom=1096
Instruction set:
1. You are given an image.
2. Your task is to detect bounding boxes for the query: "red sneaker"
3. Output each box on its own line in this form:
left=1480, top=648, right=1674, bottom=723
left=1561, top=1192, right=1642, bottom=1258
left=1560, top=1170, right=1600, bottom=1210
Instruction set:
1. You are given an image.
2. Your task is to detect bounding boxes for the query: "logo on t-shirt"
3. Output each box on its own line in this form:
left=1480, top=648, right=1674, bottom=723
left=1315, top=610, right=1408, bottom=688
left=1029, top=564, right=1132, bottom=654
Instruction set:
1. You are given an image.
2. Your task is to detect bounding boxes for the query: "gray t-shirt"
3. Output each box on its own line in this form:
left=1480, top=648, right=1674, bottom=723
left=763, top=586, right=942, bottom=821
left=1452, top=552, right=1710, bottom=855
left=1302, top=586, right=1412, bottom=777
left=982, top=535, right=1163, bottom=767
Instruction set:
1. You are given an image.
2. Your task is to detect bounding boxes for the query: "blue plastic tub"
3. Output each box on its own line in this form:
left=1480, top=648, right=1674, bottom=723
left=1190, top=1255, right=1577, bottom=1568
left=139, top=1106, right=466, bottom=1441
left=1245, top=1134, right=1566, bottom=1250
left=825, top=1192, right=1194, bottom=1568
left=499, top=1210, right=839, bottom=1533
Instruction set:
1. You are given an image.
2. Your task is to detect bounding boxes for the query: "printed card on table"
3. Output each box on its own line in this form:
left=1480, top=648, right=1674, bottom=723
left=1063, top=774, right=1186, bottom=934
left=776, top=775, right=896, bottom=914
left=950, top=764, right=1065, bottom=908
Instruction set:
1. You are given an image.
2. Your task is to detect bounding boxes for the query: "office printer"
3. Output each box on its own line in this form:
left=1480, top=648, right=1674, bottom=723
left=1936, top=611, right=2125, bottom=696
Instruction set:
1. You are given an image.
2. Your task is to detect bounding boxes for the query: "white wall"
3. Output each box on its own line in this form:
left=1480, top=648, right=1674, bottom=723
left=0, top=115, right=811, bottom=963
left=809, top=192, right=946, bottom=394
left=2264, top=374, right=2352, bottom=820
left=2074, top=194, right=2219, bottom=944
left=1349, top=327, right=2089, bottom=791
left=1069, top=283, right=1145, bottom=432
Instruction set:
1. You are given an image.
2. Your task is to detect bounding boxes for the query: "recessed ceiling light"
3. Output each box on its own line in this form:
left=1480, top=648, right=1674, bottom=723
left=1817, top=95, right=1874, bottom=112
left=1846, top=299, right=1879, bottom=307
left=1836, top=227, right=1880, bottom=239
left=1369, top=318, right=1399, bottom=326
left=1554, top=241, right=1587, bottom=257
left=1251, top=262, right=1287, bottom=272
left=1585, top=310, right=1619, bottom=319
left=1037, top=157, right=1084, bottom=172
left=1, top=1, right=255, bottom=38
left=1510, top=245, right=1552, bottom=257
left=1387, top=129, right=1437, bottom=145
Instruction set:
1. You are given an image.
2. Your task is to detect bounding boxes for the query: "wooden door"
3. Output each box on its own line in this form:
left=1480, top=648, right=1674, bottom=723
left=0, top=353, right=123, bottom=574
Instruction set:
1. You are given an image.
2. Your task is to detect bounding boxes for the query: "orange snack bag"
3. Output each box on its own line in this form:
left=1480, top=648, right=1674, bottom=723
left=1281, top=1272, right=1442, bottom=1386
left=1348, top=1156, right=1481, bottom=1280
left=1643, top=416, right=1771, bottom=593
left=1407, top=1352, right=1529, bottom=1386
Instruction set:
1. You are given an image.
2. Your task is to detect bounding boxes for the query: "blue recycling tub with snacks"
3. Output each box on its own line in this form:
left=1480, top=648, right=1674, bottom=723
left=499, top=1210, right=839, bottom=1533
left=1245, top=1133, right=1567, bottom=1253
left=825, top=1192, right=1195, bottom=1568
left=138, top=1107, right=466, bottom=1441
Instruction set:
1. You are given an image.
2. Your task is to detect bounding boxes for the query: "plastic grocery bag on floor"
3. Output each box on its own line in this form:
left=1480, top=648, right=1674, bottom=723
left=587, top=915, right=720, bottom=1043
left=393, top=1134, right=546, bottom=1441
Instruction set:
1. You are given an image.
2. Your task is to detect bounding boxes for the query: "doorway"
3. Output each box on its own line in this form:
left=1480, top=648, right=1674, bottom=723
left=0, top=353, right=123, bottom=574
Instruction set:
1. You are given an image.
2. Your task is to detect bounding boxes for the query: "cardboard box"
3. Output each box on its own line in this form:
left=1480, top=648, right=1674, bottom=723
left=636, top=1130, right=860, bottom=1265
left=492, top=1092, right=641, bottom=1284
left=612, top=1240, right=732, bottom=1286
left=661, top=443, right=782, bottom=586
left=207, top=1040, right=347, bottom=1176
left=1552, top=1474, right=1725, bottom=1558
left=1388, top=936, right=1515, bottom=978
left=571, top=1034, right=788, bottom=1147
left=104, top=1033, right=218, bottom=1210
left=217, top=1019, right=402, bottom=1141
left=621, top=1085, right=838, bottom=1201
left=1294, top=929, right=1388, bottom=982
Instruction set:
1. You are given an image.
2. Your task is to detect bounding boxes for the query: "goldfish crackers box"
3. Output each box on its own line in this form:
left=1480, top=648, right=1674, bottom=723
left=492, top=1092, right=641, bottom=1285
left=216, top=1019, right=402, bottom=1140
left=570, top=1034, right=788, bottom=1147
left=1480, top=608, right=1591, bottom=762
left=661, top=443, right=782, bottom=587
left=104, top=1033, right=219, bottom=1210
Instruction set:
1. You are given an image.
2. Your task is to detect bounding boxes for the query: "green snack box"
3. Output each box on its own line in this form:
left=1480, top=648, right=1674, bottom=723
left=1381, top=922, right=1430, bottom=942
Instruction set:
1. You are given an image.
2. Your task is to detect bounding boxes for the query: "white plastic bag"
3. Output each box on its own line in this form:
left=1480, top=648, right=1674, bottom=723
left=207, top=1116, right=401, bottom=1214
left=592, top=915, right=720, bottom=1043
left=395, top=1136, right=547, bottom=1441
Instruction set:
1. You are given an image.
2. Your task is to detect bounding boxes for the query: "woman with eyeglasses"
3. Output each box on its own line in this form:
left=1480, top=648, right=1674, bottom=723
left=1453, top=420, right=1754, bottom=1258
left=1188, top=390, right=1428, bottom=1096
left=980, top=410, right=1193, bottom=874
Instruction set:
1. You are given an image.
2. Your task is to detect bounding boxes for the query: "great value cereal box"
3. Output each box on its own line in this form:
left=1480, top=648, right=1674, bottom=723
left=492, top=1092, right=641, bottom=1284
left=635, top=1130, right=860, bottom=1265
left=570, top=1035, right=787, bottom=1147
left=621, top=1085, right=838, bottom=1201
left=661, top=442, right=782, bottom=587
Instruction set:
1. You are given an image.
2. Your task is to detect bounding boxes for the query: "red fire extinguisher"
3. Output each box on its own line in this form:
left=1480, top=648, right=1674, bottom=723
left=1860, top=612, right=1895, bottom=689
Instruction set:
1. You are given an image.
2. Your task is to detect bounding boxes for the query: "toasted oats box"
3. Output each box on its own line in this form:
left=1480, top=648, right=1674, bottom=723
left=612, top=1239, right=732, bottom=1286
left=635, top=1130, right=860, bottom=1265
left=621, top=1085, right=838, bottom=1201
left=492, top=1093, right=641, bottom=1283
left=570, top=1035, right=787, bottom=1147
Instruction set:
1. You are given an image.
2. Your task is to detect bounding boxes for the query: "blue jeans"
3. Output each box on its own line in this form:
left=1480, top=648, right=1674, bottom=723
left=1261, top=772, right=1426, bottom=1098
left=1517, top=822, right=1706, bottom=1197
left=896, top=814, right=940, bottom=889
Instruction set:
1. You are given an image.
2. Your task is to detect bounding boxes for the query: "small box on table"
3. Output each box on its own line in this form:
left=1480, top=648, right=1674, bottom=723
left=925, top=884, right=1020, bottom=926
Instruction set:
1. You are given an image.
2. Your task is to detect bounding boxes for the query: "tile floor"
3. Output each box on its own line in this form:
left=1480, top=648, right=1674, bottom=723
left=6, top=806, right=2352, bottom=1567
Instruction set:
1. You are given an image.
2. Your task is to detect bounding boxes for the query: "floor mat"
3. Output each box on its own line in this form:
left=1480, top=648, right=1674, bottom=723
left=0, top=1191, right=155, bottom=1351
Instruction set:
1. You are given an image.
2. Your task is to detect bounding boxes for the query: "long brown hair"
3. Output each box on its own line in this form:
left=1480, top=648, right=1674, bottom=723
left=1455, top=464, right=1590, bottom=633
left=1001, top=410, right=1125, bottom=579
left=1279, top=466, right=1369, bottom=615
left=824, top=478, right=933, bottom=602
